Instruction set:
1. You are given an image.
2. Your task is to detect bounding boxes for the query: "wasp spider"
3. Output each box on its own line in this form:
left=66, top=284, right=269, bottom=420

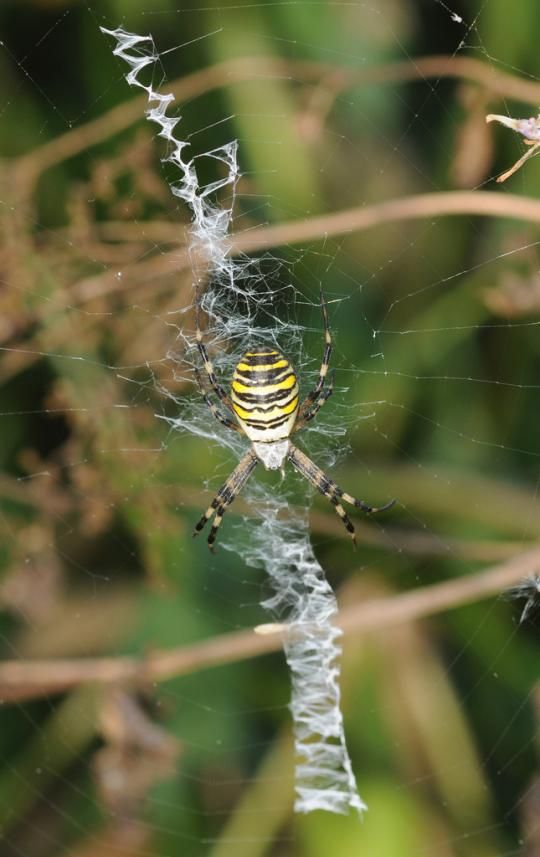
left=193, top=292, right=394, bottom=550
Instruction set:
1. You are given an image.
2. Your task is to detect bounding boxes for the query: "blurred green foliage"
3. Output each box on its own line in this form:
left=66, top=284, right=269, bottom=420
left=0, top=1, right=538, bottom=855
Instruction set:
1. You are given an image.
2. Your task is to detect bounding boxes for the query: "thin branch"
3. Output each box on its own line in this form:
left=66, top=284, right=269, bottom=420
left=309, top=511, right=524, bottom=562
left=89, top=182, right=540, bottom=253
left=60, top=190, right=540, bottom=311
left=1, top=543, right=538, bottom=703
left=231, top=191, right=540, bottom=253
left=14, top=54, right=540, bottom=183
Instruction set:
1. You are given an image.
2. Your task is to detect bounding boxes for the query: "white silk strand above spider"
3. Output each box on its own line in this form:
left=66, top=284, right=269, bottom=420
left=101, top=25, right=382, bottom=815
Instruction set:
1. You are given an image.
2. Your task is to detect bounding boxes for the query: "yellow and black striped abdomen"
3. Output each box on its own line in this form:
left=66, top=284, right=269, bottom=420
left=231, top=350, right=299, bottom=442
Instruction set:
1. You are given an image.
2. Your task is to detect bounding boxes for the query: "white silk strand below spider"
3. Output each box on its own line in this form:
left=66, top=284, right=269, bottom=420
left=101, top=25, right=364, bottom=815
left=243, top=506, right=365, bottom=814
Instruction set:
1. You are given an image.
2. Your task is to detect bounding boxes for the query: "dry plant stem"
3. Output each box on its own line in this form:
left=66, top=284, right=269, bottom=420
left=496, top=143, right=540, bottom=183
left=63, top=190, right=540, bottom=311
left=309, top=512, right=524, bottom=562
left=231, top=191, right=540, bottom=254
left=2, top=543, right=539, bottom=703
left=8, top=186, right=534, bottom=389
left=91, top=184, right=540, bottom=256
left=15, top=54, right=540, bottom=185
left=127, top=189, right=540, bottom=267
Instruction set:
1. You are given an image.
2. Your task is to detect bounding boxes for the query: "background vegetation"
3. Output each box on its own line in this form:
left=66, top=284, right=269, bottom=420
left=0, top=1, right=538, bottom=855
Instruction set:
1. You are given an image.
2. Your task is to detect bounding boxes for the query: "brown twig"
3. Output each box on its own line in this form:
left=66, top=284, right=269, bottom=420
left=58, top=190, right=540, bottom=312
left=1, top=543, right=538, bottom=703
left=231, top=190, right=540, bottom=252
left=15, top=54, right=540, bottom=185
left=89, top=183, right=540, bottom=255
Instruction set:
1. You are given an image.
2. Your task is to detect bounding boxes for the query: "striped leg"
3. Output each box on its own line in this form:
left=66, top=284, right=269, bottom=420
left=195, top=300, right=236, bottom=415
left=295, top=370, right=334, bottom=431
left=298, top=289, right=332, bottom=421
left=287, top=443, right=394, bottom=547
left=207, top=504, right=226, bottom=551
left=193, top=449, right=259, bottom=550
left=194, top=367, right=240, bottom=432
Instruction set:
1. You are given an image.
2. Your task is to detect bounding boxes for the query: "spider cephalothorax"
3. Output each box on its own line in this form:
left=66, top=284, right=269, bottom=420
left=193, top=292, right=394, bottom=549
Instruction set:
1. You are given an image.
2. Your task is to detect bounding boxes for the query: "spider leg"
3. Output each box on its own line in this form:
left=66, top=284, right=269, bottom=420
left=207, top=503, right=226, bottom=551
left=287, top=442, right=394, bottom=547
left=194, top=367, right=241, bottom=432
left=195, top=297, right=236, bottom=415
left=297, top=288, right=332, bottom=420
left=294, top=370, right=334, bottom=432
left=193, top=449, right=258, bottom=550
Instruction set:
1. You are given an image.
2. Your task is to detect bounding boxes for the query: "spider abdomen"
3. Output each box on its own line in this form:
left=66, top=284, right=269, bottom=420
left=231, top=350, right=299, bottom=443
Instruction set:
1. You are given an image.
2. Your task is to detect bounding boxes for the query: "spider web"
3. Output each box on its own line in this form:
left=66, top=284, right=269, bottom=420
left=0, top=1, right=538, bottom=855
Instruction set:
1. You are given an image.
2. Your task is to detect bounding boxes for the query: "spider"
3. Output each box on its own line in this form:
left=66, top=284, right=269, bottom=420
left=193, top=291, right=394, bottom=550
